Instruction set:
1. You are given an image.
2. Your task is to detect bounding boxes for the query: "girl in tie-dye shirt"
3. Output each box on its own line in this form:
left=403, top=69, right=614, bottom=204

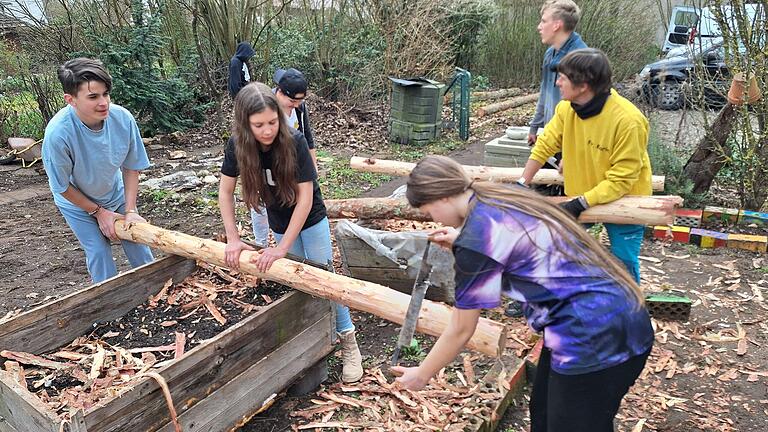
left=392, top=155, right=653, bottom=432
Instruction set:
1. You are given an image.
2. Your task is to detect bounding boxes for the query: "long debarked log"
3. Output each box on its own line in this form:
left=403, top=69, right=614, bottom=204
left=476, top=93, right=540, bottom=117
left=114, top=221, right=506, bottom=357
left=350, top=157, right=666, bottom=191
left=326, top=195, right=684, bottom=225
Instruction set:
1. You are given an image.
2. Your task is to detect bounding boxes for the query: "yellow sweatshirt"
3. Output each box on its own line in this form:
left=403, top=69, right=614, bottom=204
left=530, top=89, right=653, bottom=206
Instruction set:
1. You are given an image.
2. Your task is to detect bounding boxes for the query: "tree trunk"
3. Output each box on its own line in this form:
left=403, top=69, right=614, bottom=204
left=682, top=103, right=737, bottom=194
left=350, top=157, right=667, bottom=191
left=326, top=196, right=683, bottom=225
left=476, top=93, right=540, bottom=117
left=114, top=221, right=506, bottom=357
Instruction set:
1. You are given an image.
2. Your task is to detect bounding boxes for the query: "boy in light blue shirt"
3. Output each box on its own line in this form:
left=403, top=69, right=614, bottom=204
left=42, top=57, right=154, bottom=283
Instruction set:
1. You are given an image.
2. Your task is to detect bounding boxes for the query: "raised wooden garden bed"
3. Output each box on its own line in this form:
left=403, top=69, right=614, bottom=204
left=0, top=255, right=334, bottom=432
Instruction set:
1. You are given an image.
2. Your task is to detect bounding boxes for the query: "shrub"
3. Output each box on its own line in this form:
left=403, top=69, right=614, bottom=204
left=647, top=127, right=709, bottom=208
left=84, top=0, right=209, bottom=136
left=476, top=0, right=659, bottom=87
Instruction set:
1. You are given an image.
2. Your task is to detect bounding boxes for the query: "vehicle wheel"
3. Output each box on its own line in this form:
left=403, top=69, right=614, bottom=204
left=655, top=79, right=684, bottom=110
left=0, top=153, right=16, bottom=165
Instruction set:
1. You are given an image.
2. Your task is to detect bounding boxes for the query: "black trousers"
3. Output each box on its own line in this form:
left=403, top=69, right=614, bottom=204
left=530, top=347, right=651, bottom=432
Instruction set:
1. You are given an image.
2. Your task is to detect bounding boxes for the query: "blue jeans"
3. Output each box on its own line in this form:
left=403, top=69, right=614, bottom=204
left=250, top=206, right=269, bottom=246
left=58, top=202, right=154, bottom=284
left=603, top=223, right=644, bottom=284
left=274, top=217, right=355, bottom=334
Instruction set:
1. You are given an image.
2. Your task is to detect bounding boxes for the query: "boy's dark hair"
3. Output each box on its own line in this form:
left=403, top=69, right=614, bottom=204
left=57, top=57, right=112, bottom=95
left=557, top=48, right=613, bottom=95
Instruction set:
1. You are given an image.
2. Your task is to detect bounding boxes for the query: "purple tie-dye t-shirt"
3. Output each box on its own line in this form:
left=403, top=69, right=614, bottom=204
left=453, top=199, right=654, bottom=375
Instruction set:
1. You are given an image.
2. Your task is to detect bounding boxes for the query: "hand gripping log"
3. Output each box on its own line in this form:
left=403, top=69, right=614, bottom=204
left=114, top=221, right=506, bottom=357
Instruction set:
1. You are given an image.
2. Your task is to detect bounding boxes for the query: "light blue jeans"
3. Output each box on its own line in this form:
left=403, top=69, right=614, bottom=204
left=250, top=206, right=269, bottom=246
left=274, top=217, right=355, bottom=334
left=603, top=223, right=644, bottom=284
left=58, top=202, right=154, bottom=284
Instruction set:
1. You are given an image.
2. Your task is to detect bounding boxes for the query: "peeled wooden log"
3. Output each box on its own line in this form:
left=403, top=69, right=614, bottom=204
left=472, top=87, right=525, bottom=102
left=445, top=88, right=524, bottom=103
left=476, top=93, right=540, bottom=117
left=350, top=157, right=666, bottom=191
left=327, top=196, right=683, bottom=225
left=114, top=221, right=506, bottom=357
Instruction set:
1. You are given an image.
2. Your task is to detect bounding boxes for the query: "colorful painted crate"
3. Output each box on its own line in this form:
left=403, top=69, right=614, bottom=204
left=726, top=233, right=768, bottom=253
left=689, top=228, right=728, bottom=248
left=702, top=206, right=739, bottom=225
left=671, top=226, right=691, bottom=243
left=673, top=209, right=703, bottom=228
left=738, top=210, right=768, bottom=226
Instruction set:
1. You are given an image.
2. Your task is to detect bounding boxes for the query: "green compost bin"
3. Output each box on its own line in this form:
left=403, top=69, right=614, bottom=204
left=388, top=77, right=445, bottom=145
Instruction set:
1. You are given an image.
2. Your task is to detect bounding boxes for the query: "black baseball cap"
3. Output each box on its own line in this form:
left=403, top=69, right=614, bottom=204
left=274, top=68, right=308, bottom=99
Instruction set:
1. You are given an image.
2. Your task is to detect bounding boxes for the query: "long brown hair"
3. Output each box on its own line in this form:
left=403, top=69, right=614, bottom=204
left=232, top=82, right=297, bottom=209
left=406, top=155, right=644, bottom=306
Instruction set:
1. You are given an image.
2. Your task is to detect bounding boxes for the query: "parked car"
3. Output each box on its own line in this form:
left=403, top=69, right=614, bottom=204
left=639, top=37, right=728, bottom=110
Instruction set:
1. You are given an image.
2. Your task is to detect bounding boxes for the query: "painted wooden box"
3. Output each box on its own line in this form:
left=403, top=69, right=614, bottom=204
left=0, top=255, right=334, bottom=432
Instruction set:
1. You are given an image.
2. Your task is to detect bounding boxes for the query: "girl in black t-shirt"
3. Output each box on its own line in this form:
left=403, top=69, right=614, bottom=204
left=218, top=82, right=363, bottom=383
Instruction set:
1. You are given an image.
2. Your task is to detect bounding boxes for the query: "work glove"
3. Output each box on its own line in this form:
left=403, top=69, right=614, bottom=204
left=559, top=197, right=588, bottom=219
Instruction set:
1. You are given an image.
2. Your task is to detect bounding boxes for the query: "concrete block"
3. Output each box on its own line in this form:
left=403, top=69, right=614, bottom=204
left=690, top=228, right=727, bottom=248
left=738, top=210, right=768, bottom=226
left=674, top=208, right=703, bottom=228
left=702, top=206, right=739, bottom=225
left=726, top=233, right=768, bottom=253
left=653, top=225, right=672, bottom=240
left=671, top=226, right=691, bottom=243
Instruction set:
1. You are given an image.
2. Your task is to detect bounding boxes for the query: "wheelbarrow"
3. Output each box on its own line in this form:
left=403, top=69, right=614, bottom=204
left=0, top=137, right=42, bottom=168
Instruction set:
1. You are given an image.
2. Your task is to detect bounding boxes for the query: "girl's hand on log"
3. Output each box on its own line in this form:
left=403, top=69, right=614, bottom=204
left=391, top=365, right=430, bottom=391
left=429, top=227, right=459, bottom=250
left=252, top=247, right=287, bottom=273
left=225, top=240, right=254, bottom=270
left=96, top=208, right=122, bottom=241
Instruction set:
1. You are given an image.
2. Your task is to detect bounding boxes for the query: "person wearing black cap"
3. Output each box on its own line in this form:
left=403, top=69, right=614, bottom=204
left=250, top=68, right=319, bottom=246
left=228, top=42, right=255, bottom=98
left=273, top=68, right=316, bottom=169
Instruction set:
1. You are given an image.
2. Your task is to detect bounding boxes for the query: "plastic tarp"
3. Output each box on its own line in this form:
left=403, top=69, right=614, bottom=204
left=334, top=219, right=456, bottom=292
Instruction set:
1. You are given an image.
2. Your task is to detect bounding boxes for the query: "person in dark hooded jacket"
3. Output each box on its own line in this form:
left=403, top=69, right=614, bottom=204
left=228, top=42, right=255, bottom=98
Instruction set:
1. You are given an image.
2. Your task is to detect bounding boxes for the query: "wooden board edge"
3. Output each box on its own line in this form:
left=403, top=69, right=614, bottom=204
left=0, top=255, right=195, bottom=353
left=82, top=292, right=332, bottom=430
left=155, top=315, right=334, bottom=432
left=0, top=372, right=60, bottom=432
left=474, top=338, right=544, bottom=432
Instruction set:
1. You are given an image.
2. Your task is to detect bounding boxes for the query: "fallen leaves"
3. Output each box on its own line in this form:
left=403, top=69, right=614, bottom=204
left=291, top=367, right=505, bottom=430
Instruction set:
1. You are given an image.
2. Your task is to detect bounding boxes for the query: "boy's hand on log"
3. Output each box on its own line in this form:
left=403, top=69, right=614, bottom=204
left=429, top=227, right=459, bottom=250
left=391, top=365, right=430, bottom=391
left=96, top=208, right=122, bottom=241
left=124, top=211, right=147, bottom=225
left=252, top=247, right=287, bottom=273
left=224, top=240, right=254, bottom=270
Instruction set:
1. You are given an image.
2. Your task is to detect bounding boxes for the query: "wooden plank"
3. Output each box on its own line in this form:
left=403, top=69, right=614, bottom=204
left=0, top=372, right=59, bottom=432
left=83, top=291, right=332, bottom=432
left=475, top=339, right=544, bottom=432
left=335, top=242, right=402, bottom=268
left=156, top=314, right=334, bottom=432
left=0, top=256, right=195, bottom=355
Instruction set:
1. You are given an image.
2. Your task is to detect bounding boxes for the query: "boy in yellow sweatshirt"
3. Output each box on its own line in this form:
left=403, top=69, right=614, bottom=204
left=520, top=48, right=652, bottom=283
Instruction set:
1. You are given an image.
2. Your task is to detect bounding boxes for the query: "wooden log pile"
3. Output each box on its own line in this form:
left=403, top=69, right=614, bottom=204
left=0, top=264, right=275, bottom=420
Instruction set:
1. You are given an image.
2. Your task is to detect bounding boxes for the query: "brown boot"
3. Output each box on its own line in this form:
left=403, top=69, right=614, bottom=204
left=338, top=330, right=363, bottom=383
